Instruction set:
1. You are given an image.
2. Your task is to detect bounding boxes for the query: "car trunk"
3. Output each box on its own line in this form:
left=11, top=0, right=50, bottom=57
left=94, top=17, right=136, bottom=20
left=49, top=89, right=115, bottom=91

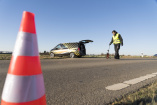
left=79, top=43, right=86, bottom=55
left=79, top=40, right=93, bottom=56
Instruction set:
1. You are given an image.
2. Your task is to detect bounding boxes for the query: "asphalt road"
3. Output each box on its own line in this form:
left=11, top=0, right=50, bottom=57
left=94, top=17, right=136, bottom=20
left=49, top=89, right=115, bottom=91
left=0, top=58, right=157, bottom=105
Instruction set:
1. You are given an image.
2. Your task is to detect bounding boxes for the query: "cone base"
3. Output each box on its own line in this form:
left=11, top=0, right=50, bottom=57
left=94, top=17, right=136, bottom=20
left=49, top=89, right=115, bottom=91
left=1, top=95, right=46, bottom=105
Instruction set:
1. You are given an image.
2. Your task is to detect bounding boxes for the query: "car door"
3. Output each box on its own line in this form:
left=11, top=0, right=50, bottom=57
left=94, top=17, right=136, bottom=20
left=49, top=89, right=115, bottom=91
left=60, top=44, right=70, bottom=55
left=52, top=44, right=62, bottom=55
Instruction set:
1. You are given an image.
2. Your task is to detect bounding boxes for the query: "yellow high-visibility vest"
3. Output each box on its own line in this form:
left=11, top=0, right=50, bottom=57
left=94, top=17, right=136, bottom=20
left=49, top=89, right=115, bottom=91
left=112, top=33, right=121, bottom=44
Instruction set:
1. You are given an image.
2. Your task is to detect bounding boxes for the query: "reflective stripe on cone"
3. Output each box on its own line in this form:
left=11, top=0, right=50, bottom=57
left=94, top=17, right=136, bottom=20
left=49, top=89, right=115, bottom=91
left=2, top=74, right=45, bottom=103
left=13, top=32, right=39, bottom=57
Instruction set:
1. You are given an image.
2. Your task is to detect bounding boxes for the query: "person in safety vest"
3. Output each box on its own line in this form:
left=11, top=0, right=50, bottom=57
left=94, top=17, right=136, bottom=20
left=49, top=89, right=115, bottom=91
left=109, top=30, right=123, bottom=59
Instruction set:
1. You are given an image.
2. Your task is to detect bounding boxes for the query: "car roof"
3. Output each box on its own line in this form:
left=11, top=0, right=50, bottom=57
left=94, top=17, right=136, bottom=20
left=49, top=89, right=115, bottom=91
left=59, top=40, right=93, bottom=45
left=60, top=42, right=79, bottom=44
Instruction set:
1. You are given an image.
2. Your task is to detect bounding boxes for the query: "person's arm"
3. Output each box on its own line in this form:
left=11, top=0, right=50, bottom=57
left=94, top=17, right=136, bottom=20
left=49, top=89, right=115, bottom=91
left=119, top=34, right=123, bottom=46
left=109, top=38, right=113, bottom=45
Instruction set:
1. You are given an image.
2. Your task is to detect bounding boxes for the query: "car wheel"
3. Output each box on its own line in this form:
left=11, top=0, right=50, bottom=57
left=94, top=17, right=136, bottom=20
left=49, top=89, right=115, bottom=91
left=50, top=53, right=55, bottom=58
left=70, top=53, right=75, bottom=58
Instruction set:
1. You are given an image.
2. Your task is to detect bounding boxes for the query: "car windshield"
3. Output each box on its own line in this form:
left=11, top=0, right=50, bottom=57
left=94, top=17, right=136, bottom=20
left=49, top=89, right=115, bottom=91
left=55, top=44, right=62, bottom=49
left=61, top=44, right=68, bottom=49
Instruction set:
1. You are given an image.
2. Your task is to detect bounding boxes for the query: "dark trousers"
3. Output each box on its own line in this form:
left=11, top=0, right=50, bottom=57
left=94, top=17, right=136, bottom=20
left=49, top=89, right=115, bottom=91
left=114, top=44, right=120, bottom=59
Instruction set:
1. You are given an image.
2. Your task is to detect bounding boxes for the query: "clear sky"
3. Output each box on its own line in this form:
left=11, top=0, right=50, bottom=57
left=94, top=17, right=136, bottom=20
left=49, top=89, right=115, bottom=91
left=0, top=0, right=157, bottom=55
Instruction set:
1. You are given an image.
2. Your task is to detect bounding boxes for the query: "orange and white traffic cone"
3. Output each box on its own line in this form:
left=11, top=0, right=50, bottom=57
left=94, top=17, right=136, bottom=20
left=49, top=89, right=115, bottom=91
left=1, top=11, right=47, bottom=105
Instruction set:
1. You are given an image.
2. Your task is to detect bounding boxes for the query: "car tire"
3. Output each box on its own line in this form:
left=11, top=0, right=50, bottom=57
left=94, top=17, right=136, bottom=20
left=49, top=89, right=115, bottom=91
left=70, top=53, right=75, bottom=58
left=50, top=53, right=55, bottom=58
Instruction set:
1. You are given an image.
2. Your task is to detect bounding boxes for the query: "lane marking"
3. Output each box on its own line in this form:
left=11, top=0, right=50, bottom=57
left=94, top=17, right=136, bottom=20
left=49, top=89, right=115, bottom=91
left=123, top=77, right=146, bottom=85
left=106, top=83, right=129, bottom=91
left=152, top=72, right=157, bottom=75
left=144, top=74, right=156, bottom=79
left=123, top=74, right=156, bottom=85
left=106, top=72, right=157, bottom=91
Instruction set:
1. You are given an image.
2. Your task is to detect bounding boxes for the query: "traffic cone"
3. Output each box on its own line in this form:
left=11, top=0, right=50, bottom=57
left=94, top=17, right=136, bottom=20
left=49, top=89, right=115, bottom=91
left=1, top=11, right=47, bottom=105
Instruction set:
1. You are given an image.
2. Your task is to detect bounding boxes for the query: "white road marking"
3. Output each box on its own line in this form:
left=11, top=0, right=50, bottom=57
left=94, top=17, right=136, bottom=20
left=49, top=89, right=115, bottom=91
left=123, top=77, right=145, bottom=85
left=106, top=72, right=157, bottom=91
left=106, top=83, right=129, bottom=91
left=123, top=74, right=156, bottom=85
left=144, top=74, right=156, bottom=79
left=152, top=72, right=157, bottom=75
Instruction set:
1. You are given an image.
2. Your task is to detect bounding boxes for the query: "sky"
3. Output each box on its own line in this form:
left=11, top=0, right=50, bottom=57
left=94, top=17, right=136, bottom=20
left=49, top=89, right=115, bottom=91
left=0, top=0, right=157, bottom=55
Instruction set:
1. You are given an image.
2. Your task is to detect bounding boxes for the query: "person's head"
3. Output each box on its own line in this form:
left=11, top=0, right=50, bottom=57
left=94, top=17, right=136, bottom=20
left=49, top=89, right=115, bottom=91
left=112, top=30, right=117, bottom=35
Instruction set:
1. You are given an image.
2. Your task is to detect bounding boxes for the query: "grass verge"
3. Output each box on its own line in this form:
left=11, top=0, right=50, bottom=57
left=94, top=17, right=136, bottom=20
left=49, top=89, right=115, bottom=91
left=0, top=54, right=12, bottom=60
left=110, top=81, right=157, bottom=105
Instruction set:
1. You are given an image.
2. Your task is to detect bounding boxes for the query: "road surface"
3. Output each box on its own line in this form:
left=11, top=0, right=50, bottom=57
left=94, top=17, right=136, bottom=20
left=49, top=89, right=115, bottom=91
left=0, top=58, right=157, bottom=104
